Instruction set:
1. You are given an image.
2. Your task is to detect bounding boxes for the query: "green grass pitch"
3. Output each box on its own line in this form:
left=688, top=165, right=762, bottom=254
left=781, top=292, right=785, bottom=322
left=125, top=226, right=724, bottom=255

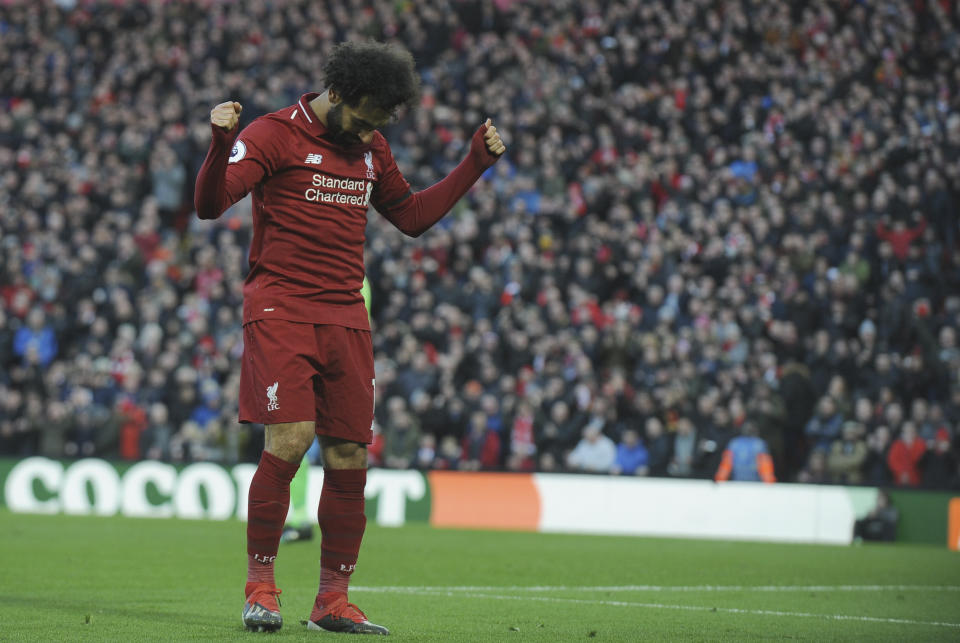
left=2, top=509, right=959, bottom=641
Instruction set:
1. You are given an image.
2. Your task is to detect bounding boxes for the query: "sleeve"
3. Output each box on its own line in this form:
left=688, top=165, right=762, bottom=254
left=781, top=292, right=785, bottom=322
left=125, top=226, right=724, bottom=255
left=194, top=119, right=281, bottom=220
left=825, top=417, right=843, bottom=440
left=906, top=218, right=927, bottom=242
left=41, top=329, right=57, bottom=365
left=482, top=432, right=502, bottom=468
left=886, top=442, right=905, bottom=476
left=875, top=221, right=892, bottom=242
left=12, top=328, right=28, bottom=357
left=714, top=449, right=733, bottom=481
left=614, top=445, right=626, bottom=470
left=567, top=443, right=584, bottom=468
left=757, top=452, right=776, bottom=483
left=372, top=123, right=502, bottom=237
left=911, top=441, right=927, bottom=464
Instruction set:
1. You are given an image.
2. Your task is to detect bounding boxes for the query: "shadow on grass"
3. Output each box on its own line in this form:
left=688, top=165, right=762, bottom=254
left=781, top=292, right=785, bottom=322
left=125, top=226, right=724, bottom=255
left=3, top=594, right=234, bottom=629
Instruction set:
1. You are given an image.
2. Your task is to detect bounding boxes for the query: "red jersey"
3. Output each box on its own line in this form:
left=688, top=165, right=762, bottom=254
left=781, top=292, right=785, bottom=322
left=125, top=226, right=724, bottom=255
left=195, top=92, right=499, bottom=329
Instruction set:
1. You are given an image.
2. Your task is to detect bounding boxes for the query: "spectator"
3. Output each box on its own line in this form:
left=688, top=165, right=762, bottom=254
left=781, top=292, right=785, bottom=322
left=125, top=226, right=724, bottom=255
left=116, top=395, right=148, bottom=461
left=566, top=421, right=616, bottom=474
left=668, top=417, right=697, bottom=478
left=804, top=396, right=845, bottom=453
left=506, top=401, right=537, bottom=472
left=887, top=422, right=927, bottom=487
left=189, top=384, right=223, bottom=430
left=612, top=429, right=648, bottom=476
left=433, top=435, right=461, bottom=470
left=863, top=425, right=894, bottom=487
left=414, top=433, right=436, bottom=470
left=715, top=422, right=776, bottom=483
left=38, top=399, right=72, bottom=458
left=64, top=387, right=115, bottom=458
left=460, top=411, right=500, bottom=471
left=150, top=144, right=187, bottom=224
left=169, top=419, right=225, bottom=462
left=644, top=417, right=672, bottom=477
left=882, top=402, right=906, bottom=436
left=909, top=398, right=937, bottom=443
left=536, top=400, right=581, bottom=465
left=382, top=396, right=421, bottom=470
left=826, top=421, right=868, bottom=485
left=693, top=402, right=734, bottom=479
left=13, top=307, right=57, bottom=368
left=0, top=390, right=42, bottom=456
left=853, top=490, right=898, bottom=543
left=922, top=428, right=958, bottom=489
left=875, top=213, right=927, bottom=262
left=852, top=397, right=879, bottom=435
left=797, top=449, right=830, bottom=485
left=141, top=402, right=174, bottom=461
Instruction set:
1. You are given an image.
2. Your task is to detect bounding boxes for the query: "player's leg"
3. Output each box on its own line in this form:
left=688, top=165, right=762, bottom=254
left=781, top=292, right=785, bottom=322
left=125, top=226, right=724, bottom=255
left=238, top=320, right=319, bottom=632
left=305, top=325, right=387, bottom=635
left=243, top=421, right=314, bottom=631
left=316, top=437, right=367, bottom=598
left=307, top=437, right=388, bottom=634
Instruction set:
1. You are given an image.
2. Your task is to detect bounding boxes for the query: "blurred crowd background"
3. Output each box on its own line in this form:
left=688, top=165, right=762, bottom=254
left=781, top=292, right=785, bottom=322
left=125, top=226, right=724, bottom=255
left=1, top=0, right=958, bottom=490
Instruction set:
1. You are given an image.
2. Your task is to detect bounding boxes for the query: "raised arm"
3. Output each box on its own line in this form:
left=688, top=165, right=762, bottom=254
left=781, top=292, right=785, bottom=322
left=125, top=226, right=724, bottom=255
left=374, top=119, right=505, bottom=237
left=194, top=101, right=267, bottom=220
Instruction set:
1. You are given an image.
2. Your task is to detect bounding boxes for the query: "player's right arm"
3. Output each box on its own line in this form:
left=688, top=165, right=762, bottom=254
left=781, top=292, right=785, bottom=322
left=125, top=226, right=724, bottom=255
left=194, top=101, right=270, bottom=220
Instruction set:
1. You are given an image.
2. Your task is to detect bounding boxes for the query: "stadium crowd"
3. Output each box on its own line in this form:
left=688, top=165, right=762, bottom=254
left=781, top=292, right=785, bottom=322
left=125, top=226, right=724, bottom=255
left=1, top=0, right=959, bottom=489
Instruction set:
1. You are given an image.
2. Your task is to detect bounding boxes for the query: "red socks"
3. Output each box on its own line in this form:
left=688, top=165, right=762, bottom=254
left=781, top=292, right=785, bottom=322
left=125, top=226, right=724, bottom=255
left=317, top=468, right=367, bottom=599
left=244, top=457, right=366, bottom=609
left=246, top=451, right=300, bottom=588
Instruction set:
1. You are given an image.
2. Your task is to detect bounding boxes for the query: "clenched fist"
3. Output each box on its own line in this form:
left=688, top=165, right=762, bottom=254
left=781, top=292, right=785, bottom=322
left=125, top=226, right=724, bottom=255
left=210, top=101, right=242, bottom=131
left=483, top=118, right=506, bottom=156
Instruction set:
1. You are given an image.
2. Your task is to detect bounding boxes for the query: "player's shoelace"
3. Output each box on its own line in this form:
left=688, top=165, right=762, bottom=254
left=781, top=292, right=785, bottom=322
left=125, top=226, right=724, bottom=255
left=313, top=595, right=365, bottom=622
left=339, top=602, right=367, bottom=622
left=251, top=586, right=282, bottom=610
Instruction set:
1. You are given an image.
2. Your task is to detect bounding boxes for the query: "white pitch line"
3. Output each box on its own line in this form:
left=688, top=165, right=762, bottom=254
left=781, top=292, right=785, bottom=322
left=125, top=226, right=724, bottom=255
left=353, top=584, right=960, bottom=593
left=358, top=588, right=960, bottom=630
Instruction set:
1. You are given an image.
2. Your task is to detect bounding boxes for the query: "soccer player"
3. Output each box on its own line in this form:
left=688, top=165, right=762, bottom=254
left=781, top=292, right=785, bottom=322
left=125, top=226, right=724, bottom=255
left=194, top=41, right=505, bottom=634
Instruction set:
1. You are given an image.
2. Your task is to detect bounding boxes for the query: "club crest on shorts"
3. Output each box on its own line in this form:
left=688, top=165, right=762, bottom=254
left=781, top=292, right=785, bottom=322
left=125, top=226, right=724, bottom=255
left=266, top=381, right=279, bottom=411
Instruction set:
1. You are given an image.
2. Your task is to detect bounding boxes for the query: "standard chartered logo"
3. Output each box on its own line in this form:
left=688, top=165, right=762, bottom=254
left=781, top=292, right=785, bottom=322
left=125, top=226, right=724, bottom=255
left=304, top=173, right=372, bottom=207
left=2, top=457, right=424, bottom=524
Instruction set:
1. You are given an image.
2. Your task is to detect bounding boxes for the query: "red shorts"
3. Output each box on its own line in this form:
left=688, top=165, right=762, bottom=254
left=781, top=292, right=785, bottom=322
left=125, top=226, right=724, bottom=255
left=238, top=320, right=375, bottom=444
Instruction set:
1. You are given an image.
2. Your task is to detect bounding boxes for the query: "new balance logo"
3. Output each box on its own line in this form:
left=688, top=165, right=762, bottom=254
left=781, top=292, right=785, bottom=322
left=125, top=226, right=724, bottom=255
left=266, top=381, right=279, bottom=412
left=304, top=153, right=323, bottom=164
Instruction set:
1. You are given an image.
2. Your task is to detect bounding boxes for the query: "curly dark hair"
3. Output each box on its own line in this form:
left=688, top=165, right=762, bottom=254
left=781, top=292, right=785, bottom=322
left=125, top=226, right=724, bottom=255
left=323, top=41, right=420, bottom=113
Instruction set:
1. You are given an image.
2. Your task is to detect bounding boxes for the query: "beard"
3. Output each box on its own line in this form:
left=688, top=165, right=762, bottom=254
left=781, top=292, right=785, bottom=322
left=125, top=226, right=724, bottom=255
left=326, top=103, right=363, bottom=146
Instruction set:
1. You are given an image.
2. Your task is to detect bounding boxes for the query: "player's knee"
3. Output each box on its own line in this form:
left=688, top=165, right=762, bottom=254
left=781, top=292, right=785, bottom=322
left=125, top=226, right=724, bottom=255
left=264, top=421, right=316, bottom=463
left=321, top=438, right=367, bottom=469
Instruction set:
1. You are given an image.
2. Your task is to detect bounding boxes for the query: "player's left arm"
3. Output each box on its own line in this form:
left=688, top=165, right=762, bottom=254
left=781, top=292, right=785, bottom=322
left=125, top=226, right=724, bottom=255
left=374, top=119, right=505, bottom=237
